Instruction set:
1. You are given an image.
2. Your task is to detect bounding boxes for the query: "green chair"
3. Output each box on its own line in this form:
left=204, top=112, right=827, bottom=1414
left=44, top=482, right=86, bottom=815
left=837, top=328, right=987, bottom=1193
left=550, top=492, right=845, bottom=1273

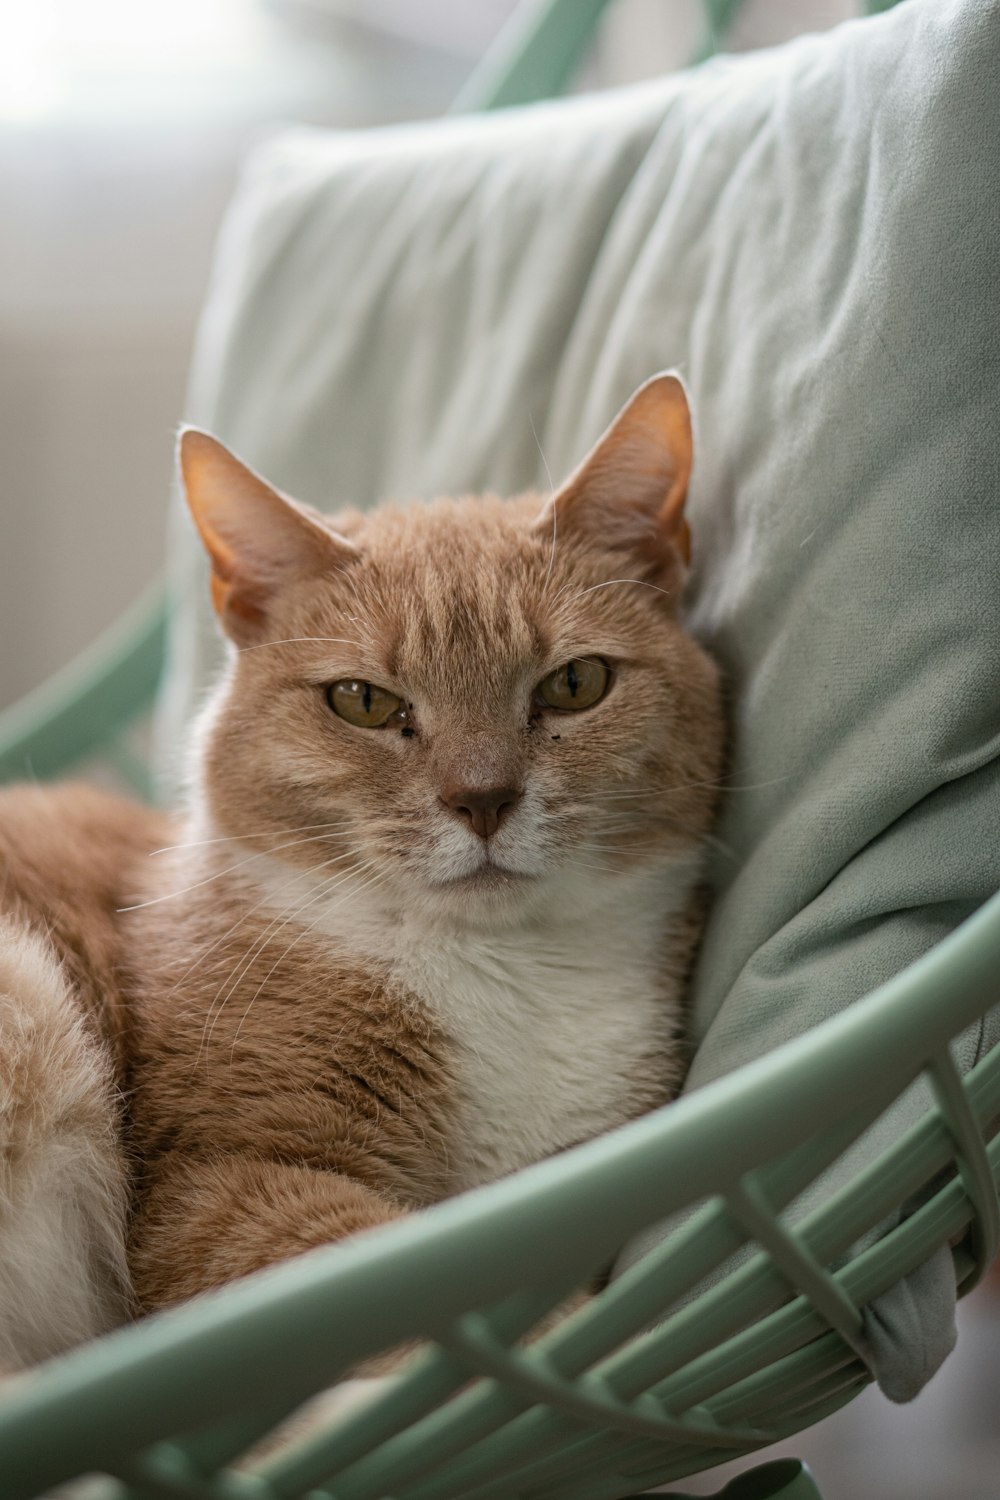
left=3, top=4, right=996, bottom=1499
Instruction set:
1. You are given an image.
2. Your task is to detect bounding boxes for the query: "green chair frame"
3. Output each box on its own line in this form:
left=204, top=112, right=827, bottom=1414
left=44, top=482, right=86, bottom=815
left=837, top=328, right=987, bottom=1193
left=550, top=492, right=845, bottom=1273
left=5, top=4, right=985, bottom=1500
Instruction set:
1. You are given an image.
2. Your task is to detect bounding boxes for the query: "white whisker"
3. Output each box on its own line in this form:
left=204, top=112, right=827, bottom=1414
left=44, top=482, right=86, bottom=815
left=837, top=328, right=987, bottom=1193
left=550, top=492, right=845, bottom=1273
left=564, top=577, right=674, bottom=604
left=528, top=412, right=560, bottom=601
left=200, top=855, right=362, bottom=1062
left=238, top=637, right=363, bottom=653
left=188, top=852, right=357, bottom=1067
left=544, top=500, right=558, bottom=597
left=529, top=412, right=554, bottom=497
left=568, top=772, right=792, bottom=805
left=150, top=820, right=353, bottom=856
left=120, top=829, right=356, bottom=912
left=227, top=862, right=389, bottom=1061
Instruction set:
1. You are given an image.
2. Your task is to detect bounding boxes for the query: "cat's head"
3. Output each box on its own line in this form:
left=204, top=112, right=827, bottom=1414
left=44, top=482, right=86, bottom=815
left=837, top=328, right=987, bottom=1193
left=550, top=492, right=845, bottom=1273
left=180, top=375, right=724, bottom=929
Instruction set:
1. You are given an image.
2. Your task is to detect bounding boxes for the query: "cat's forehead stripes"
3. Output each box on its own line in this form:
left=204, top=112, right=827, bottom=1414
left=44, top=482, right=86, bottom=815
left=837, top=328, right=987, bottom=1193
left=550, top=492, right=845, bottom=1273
left=392, top=575, right=542, bottom=705
left=321, top=496, right=677, bottom=706
left=331, top=496, right=550, bottom=712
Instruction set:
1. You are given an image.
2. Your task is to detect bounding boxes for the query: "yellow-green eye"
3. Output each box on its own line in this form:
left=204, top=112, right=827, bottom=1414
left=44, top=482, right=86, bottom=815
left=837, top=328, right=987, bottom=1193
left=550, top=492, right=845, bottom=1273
left=327, top=680, right=403, bottom=728
left=536, top=657, right=610, bottom=712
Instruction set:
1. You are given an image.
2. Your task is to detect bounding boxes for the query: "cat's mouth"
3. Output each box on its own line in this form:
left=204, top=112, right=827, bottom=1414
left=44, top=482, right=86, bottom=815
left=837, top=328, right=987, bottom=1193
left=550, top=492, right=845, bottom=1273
left=432, top=863, right=535, bottom=892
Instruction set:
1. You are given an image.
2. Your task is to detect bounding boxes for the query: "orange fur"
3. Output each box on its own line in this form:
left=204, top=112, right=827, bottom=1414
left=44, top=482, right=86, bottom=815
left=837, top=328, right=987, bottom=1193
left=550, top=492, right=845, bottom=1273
left=0, top=374, right=725, bottom=1357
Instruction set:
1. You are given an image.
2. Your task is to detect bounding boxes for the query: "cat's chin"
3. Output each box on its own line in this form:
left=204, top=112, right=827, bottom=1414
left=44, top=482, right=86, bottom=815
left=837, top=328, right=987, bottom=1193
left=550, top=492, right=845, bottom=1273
left=431, top=865, right=536, bottom=893
left=409, top=860, right=547, bottom=930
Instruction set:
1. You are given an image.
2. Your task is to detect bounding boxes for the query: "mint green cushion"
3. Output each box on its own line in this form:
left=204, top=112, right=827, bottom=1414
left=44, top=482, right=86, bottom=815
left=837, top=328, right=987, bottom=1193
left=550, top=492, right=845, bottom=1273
left=160, top=0, right=1000, bottom=1398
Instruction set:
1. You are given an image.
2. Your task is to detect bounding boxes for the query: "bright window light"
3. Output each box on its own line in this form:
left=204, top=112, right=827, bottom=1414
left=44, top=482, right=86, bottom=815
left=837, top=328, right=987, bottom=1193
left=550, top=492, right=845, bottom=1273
left=0, top=0, right=268, bottom=123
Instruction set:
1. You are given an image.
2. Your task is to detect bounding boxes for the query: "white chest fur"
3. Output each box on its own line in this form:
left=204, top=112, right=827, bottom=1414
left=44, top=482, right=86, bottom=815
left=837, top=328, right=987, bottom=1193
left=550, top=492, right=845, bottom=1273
left=394, top=907, right=677, bottom=1190
left=233, top=847, right=699, bottom=1192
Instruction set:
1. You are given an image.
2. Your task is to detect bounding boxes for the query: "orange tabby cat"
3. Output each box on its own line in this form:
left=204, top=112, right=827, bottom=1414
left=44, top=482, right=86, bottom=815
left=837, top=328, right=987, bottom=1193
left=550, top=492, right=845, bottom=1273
left=0, top=373, right=723, bottom=1371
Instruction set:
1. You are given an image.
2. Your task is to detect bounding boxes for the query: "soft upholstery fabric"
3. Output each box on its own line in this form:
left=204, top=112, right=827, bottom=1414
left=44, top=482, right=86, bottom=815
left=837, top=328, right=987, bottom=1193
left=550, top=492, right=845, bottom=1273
left=158, top=0, right=1000, bottom=1399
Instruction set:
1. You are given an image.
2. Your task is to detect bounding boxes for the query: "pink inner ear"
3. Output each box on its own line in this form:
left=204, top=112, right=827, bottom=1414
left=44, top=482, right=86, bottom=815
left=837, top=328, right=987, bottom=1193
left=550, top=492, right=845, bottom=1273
left=183, top=431, right=354, bottom=573
left=539, top=373, right=694, bottom=571
left=179, top=427, right=359, bottom=640
left=209, top=570, right=269, bottom=629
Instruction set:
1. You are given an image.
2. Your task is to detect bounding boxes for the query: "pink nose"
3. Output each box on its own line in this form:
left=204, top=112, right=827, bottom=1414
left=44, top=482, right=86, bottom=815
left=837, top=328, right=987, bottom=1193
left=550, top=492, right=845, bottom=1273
left=440, top=783, right=522, bottom=840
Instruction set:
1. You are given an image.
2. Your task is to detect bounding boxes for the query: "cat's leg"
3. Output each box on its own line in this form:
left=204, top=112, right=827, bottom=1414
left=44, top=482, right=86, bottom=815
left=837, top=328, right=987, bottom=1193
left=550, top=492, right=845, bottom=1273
left=0, top=919, right=131, bottom=1371
left=128, top=1150, right=405, bottom=1310
left=127, top=1154, right=418, bottom=1464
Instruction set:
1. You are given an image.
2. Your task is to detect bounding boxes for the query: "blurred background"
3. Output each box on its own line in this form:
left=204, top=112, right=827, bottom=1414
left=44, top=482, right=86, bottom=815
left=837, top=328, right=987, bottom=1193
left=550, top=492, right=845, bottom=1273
left=0, top=0, right=859, bottom=714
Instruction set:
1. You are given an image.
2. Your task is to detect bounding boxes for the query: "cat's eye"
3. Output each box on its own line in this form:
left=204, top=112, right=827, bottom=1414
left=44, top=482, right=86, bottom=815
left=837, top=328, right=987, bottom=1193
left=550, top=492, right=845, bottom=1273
left=536, top=657, right=610, bottom=712
left=327, top=680, right=404, bottom=728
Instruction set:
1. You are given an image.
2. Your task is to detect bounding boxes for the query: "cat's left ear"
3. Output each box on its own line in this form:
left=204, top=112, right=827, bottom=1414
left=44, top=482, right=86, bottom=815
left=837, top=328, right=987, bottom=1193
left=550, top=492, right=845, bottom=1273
left=179, top=429, right=358, bottom=645
left=535, top=372, right=693, bottom=586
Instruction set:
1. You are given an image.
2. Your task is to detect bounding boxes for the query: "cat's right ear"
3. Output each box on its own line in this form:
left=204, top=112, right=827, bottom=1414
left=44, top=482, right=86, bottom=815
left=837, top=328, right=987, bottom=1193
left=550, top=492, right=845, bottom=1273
left=178, top=429, right=358, bottom=645
left=534, top=373, right=694, bottom=590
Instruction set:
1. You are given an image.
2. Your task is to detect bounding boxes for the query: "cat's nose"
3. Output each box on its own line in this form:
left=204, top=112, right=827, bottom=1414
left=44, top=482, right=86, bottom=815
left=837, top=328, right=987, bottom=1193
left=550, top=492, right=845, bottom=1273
left=440, top=782, right=522, bottom=840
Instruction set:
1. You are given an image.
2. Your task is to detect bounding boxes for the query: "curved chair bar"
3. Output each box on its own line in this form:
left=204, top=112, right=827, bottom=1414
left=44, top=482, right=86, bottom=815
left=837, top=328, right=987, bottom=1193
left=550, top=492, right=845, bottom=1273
left=451, top=0, right=617, bottom=114
left=0, top=578, right=167, bottom=800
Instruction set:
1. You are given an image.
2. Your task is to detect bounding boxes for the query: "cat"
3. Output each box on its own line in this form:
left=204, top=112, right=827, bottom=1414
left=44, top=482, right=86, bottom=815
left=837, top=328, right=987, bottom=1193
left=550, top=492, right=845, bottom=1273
left=0, top=372, right=724, bottom=1373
